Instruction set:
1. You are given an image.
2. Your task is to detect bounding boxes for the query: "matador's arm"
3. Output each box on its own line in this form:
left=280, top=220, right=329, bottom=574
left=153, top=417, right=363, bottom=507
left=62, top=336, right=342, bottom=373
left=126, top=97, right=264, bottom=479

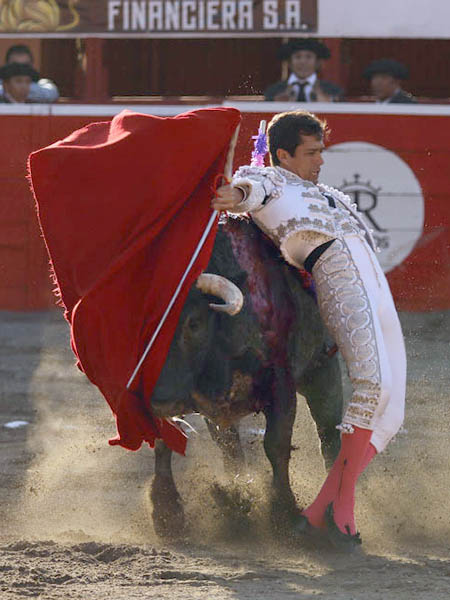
left=226, top=166, right=284, bottom=214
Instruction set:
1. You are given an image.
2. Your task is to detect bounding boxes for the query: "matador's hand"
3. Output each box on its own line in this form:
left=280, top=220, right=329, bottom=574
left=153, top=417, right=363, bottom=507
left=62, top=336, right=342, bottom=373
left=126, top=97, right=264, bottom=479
left=212, top=184, right=245, bottom=212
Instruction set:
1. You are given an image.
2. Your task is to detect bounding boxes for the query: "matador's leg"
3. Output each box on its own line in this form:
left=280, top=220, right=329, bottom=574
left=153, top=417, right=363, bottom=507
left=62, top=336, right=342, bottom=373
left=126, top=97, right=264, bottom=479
left=301, top=235, right=406, bottom=549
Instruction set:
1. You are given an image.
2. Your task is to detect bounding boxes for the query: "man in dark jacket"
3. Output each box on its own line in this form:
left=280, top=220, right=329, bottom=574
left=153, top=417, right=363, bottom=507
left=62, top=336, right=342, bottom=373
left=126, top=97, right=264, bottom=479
left=363, top=59, right=417, bottom=104
left=264, top=39, right=343, bottom=103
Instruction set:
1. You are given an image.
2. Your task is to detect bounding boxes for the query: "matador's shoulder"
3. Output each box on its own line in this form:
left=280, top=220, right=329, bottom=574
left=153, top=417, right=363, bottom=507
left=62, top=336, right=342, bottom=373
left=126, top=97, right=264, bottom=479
left=317, top=183, right=356, bottom=209
left=233, top=165, right=284, bottom=183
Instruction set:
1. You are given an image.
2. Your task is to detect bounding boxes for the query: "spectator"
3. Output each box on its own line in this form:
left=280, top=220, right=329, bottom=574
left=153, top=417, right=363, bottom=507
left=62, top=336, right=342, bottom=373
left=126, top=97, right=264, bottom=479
left=0, top=63, right=40, bottom=103
left=0, top=44, right=59, bottom=103
left=264, top=39, right=343, bottom=102
left=363, top=59, right=417, bottom=104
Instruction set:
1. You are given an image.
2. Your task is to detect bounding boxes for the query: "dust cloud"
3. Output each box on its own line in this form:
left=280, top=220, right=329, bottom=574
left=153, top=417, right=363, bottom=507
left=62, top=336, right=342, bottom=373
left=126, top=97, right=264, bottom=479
left=1, top=310, right=450, bottom=599
left=15, top=311, right=450, bottom=555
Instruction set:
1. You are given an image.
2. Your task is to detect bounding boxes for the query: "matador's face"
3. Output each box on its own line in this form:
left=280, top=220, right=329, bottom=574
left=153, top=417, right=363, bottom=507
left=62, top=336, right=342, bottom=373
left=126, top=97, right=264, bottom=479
left=277, top=135, right=325, bottom=184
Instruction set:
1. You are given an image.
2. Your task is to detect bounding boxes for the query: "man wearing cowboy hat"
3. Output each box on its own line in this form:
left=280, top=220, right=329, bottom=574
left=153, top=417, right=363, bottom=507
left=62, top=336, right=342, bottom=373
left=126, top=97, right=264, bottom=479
left=0, top=62, right=40, bottom=104
left=0, top=44, right=59, bottom=103
left=363, top=59, right=417, bottom=104
left=264, top=38, right=343, bottom=103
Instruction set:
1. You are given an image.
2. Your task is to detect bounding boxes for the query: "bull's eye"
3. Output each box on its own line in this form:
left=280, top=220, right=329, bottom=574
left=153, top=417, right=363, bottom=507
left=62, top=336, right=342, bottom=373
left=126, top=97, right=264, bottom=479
left=188, top=316, right=202, bottom=333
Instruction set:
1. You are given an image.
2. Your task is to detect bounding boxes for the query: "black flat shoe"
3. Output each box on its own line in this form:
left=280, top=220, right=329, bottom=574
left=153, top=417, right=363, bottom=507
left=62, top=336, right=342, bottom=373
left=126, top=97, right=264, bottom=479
left=325, top=503, right=362, bottom=553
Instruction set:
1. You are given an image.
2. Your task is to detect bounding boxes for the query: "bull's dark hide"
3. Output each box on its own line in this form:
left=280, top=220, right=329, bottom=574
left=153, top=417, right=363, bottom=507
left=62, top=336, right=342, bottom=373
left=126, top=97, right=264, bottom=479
left=150, top=216, right=343, bottom=539
left=152, top=216, right=337, bottom=428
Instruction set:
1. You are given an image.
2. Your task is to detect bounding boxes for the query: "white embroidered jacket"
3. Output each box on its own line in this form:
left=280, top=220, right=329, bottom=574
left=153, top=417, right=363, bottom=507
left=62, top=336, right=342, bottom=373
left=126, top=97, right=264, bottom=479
left=231, top=166, right=376, bottom=260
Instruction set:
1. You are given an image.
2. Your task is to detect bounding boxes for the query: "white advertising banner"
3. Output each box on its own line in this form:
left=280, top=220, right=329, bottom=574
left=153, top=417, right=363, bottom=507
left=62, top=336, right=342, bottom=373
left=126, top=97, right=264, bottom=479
left=0, top=0, right=446, bottom=37
left=318, top=0, right=450, bottom=39
left=321, top=142, right=425, bottom=273
left=0, top=0, right=318, bottom=37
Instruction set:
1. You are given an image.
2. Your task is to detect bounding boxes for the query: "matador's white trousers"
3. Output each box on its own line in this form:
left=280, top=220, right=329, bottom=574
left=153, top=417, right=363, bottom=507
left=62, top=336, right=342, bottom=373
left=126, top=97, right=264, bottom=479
left=312, top=235, right=406, bottom=453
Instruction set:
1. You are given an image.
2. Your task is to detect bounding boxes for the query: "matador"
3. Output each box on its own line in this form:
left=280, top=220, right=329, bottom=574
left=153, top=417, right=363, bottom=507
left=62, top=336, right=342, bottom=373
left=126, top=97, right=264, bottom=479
left=213, top=110, right=406, bottom=551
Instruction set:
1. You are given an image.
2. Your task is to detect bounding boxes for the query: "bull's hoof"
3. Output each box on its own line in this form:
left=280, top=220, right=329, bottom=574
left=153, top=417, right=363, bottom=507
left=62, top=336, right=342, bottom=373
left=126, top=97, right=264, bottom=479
left=150, top=478, right=186, bottom=540
left=292, top=514, right=321, bottom=537
left=283, top=513, right=330, bottom=547
left=210, top=483, right=253, bottom=540
left=269, top=502, right=321, bottom=544
left=151, top=506, right=186, bottom=540
left=325, top=503, right=362, bottom=553
left=285, top=513, right=312, bottom=539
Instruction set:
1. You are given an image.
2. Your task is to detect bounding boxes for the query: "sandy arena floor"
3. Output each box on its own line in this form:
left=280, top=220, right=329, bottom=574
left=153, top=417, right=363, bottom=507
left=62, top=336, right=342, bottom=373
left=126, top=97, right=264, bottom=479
left=0, top=309, right=449, bottom=599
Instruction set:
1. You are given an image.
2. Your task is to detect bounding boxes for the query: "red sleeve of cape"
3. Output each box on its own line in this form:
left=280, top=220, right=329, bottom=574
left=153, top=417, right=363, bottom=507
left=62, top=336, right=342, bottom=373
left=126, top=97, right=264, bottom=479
left=29, top=107, right=241, bottom=455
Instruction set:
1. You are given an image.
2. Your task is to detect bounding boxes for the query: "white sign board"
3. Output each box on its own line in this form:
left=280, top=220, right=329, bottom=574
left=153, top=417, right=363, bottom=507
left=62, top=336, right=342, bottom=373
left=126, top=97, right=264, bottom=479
left=318, top=0, right=449, bottom=39
left=321, top=141, right=424, bottom=273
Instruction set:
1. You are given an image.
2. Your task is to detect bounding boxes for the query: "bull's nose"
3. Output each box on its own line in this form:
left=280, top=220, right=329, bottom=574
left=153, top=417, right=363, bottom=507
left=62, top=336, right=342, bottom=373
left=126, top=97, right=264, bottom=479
left=152, top=369, right=194, bottom=416
left=151, top=394, right=193, bottom=417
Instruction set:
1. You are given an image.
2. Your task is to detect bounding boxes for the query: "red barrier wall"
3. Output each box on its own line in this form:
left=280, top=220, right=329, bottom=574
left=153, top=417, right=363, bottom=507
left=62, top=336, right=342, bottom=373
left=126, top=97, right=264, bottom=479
left=0, top=104, right=448, bottom=311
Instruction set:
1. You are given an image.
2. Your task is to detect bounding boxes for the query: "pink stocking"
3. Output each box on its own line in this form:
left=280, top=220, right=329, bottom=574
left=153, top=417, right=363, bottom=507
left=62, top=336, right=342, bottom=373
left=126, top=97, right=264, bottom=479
left=302, top=427, right=373, bottom=533
left=302, top=451, right=345, bottom=530
left=358, top=443, right=377, bottom=476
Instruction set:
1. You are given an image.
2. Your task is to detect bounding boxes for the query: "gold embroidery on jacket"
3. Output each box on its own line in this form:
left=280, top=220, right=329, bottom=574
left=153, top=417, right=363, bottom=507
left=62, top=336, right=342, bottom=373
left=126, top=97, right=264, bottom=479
left=313, top=238, right=382, bottom=429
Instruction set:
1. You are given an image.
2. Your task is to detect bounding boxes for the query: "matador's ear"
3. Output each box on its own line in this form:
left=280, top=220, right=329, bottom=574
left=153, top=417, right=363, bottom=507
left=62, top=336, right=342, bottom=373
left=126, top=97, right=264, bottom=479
left=276, top=147, right=290, bottom=166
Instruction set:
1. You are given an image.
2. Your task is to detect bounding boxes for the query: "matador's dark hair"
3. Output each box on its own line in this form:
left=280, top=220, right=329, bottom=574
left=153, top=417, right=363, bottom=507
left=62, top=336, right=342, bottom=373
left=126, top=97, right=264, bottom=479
left=267, top=110, right=328, bottom=166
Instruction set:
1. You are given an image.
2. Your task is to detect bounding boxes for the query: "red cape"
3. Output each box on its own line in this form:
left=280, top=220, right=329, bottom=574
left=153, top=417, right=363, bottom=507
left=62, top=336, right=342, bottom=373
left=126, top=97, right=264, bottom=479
left=29, top=107, right=241, bottom=455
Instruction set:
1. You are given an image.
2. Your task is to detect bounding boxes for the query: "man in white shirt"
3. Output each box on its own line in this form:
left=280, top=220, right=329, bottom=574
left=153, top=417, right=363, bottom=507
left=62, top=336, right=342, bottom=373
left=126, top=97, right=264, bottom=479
left=264, top=39, right=343, bottom=103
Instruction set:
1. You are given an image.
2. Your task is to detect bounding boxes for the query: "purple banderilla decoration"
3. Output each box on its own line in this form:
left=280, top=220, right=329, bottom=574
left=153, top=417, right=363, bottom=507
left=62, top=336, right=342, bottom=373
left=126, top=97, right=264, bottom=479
left=250, top=120, right=268, bottom=167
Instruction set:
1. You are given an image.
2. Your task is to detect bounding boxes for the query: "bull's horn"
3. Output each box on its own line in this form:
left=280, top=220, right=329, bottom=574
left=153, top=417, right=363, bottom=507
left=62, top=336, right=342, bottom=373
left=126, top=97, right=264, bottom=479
left=196, top=273, right=244, bottom=316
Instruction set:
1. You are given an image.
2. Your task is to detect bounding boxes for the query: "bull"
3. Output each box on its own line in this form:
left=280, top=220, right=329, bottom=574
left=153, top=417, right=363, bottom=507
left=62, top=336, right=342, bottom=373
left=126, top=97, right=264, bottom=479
left=150, top=216, right=343, bottom=539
